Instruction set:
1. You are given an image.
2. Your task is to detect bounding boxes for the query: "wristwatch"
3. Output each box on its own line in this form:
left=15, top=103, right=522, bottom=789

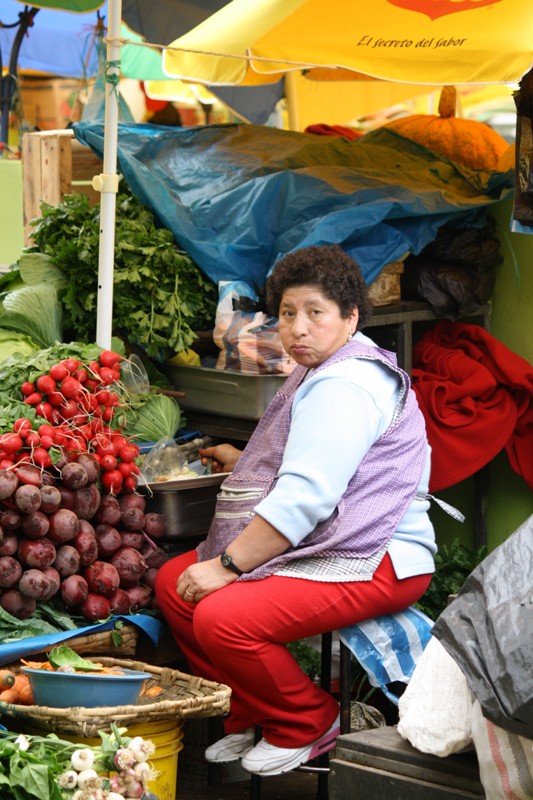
left=220, top=551, right=244, bottom=576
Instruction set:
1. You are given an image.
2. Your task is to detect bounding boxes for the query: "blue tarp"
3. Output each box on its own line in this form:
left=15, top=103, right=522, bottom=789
left=0, top=614, right=163, bottom=667
left=74, top=121, right=514, bottom=288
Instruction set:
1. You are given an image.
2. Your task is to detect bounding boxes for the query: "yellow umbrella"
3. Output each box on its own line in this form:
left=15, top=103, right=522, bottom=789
left=162, top=0, right=533, bottom=87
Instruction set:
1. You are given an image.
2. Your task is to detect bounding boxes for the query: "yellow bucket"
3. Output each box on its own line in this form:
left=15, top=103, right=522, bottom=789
left=23, top=719, right=184, bottom=800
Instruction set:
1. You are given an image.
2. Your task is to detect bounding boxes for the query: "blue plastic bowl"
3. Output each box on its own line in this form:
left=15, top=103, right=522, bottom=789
left=21, top=667, right=152, bottom=708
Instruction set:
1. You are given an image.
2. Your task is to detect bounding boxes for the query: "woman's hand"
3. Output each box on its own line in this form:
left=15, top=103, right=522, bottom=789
left=177, top=558, right=237, bottom=603
left=199, top=444, right=242, bottom=474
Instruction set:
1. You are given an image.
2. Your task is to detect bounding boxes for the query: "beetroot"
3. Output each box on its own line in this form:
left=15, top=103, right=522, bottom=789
left=74, top=527, right=98, bottom=567
left=18, top=538, right=56, bottom=569
left=141, top=543, right=169, bottom=569
left=48, top=508, right=80, bottom=544
left=120, top=506, right=145, bottom=533
left=94, top=495, right=121, bottom=526
left=0, top=588, right=37, bottom=619
left=21, top=511, right=50, bottom=539
left=0, top=509, right=21, bottom=532
left=119, top=493, right=146, bottom=513
left=39, top=485, right=62, bottom=514
left=15, top=464, right=43, bottom=487
left=120, top=531, right=143, bottom=550
left=61, top=574, right=89, bottom=607
left=74, top=483, right=101, bottom=520
left=0, top=469, right=19, bottom=500
left=94, top=524, right=122, bottom=558
left=57, top=485, right=77, bottom=511
left=143, top=512, right=166, bottom=540
left=53, top=545, right=81, bottom=577
left=143, top=567, right=158, bottom=590
left=110, top=547, right=147, bottom=589
left=126, top=584, right=152, bottom=612
left=79, top=592, right=112, bottom=622
left=0, top=556, right=22, bottom=588
left=18, top=568, right=53, bottom=599
left=84, top=560, right=120, bottom=598
left=108, top=587, right=131, bottom=615
left=0, top=534, right=19, bottom=557
left=14, top=484, right=41, bottom=514
left=76, top=453, right=100, bottom=483
left=61, top=461, right=89, bottom=490
left=41, top=566, right=61, bottom=600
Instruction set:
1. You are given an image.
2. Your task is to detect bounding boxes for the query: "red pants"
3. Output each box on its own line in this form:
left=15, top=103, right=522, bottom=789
left=155, top=551, right=431, bottom=747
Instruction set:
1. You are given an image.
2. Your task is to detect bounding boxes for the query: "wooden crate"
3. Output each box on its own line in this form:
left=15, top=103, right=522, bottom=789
left=21, top=129, right=102, bottom=245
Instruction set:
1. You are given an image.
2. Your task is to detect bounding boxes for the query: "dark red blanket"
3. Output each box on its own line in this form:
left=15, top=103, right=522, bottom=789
left=412, top=321, right=533, bottom=492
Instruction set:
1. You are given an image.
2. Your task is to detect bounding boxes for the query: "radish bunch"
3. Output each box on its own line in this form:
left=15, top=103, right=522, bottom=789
left=0, top=349, right=170, bottom=622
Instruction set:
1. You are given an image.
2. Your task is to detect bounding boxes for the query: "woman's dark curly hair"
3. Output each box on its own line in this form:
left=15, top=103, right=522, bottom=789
left=266, top=245, right=373, bottom=327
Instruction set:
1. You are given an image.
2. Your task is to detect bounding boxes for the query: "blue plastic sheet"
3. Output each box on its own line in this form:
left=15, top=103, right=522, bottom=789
left=74, top=121, right=513, bottom=289
left=0, top=614, right=163, bottom=667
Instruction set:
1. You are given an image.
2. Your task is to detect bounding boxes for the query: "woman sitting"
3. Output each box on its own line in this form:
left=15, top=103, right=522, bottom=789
left=155, top=244, right=436, bottom=777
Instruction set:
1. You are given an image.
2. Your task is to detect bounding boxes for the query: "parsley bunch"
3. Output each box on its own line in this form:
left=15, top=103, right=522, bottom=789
left=29, top=191, right=217, bottom=359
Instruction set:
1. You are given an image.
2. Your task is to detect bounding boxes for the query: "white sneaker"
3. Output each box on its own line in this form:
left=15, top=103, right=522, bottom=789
left=205, top=728, right=256, bottom=763
left=241, top=713, right=340, bottom=776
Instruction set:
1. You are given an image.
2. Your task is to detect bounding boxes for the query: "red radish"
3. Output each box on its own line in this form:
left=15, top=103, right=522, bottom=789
left=49, top=363, right=69, bottom=381
left=21, top=381, right=35, bottom=396
left=84, top=560, right=120, bottom=597
left=101, top=470, right=123, bottom=495
left=100, top=454, right=117, bottom=472
left=18, top=568, right=53, bottom=599
left=24, top=431, right=41, bottom=448
left=0, top=589, right=37, bottom=619
left=21, top=511, right=50, bottom=539
left=60, top=357, right=81, bottom=374
left=36, top=374, right=57, bottom=395
left=53, top=545, right=81, bottom=577
left=99, top=350, right=122, bottom=368
left=110, top=547, right=147, bottom=589
left=32, top=446, right=52, bottom=468
left=61, top=574, right=89, bottom=607
left=14, top=484, right=42, bottom=514
left=37, top=423, right=55, bottom=439
left=0, top=433, right=23, bottom=454
left=13, top=418, right=32, bottom=437
left=79, top=593, right=111, bottom=622
left=98, top=367, right=116, bottom=385
left=118, top=444, right=139, bottom=463
left=0, top=469, right=19, bottom=500
left=0, top=556, right=23, bottom=588
left=18, top=538, right=56, bottom=569
left=48, top=508, right=80, bottom=543
left=24, top=392, right=42, bottom=405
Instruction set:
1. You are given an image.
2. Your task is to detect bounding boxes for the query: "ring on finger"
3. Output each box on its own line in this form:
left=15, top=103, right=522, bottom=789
left=184, top=588, right=194, bottom=597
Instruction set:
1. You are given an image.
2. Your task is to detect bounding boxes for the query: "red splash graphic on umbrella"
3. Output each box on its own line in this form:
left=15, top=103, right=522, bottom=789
left=386, top=0, right=501, bottom=21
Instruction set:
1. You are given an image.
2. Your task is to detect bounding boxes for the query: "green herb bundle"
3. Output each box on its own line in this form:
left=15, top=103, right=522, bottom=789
left=29, top=191, right=217, bottom=359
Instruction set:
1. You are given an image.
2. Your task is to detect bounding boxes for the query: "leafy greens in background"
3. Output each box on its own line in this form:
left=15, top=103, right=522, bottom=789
left=27, top=190, right=218, bottom=359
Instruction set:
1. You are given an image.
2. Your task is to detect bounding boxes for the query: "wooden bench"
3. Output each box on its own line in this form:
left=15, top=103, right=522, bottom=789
left=330, top=725, right=485, bottom=800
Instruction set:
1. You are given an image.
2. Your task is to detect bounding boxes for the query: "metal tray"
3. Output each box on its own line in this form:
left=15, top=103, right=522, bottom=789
left=159, top=363, right=287, bottom=420
left=145, top=472, right=229, bottom=492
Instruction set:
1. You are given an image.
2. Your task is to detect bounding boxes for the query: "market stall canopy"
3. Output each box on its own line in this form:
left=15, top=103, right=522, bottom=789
left=162, top=0, right=533, bottom=87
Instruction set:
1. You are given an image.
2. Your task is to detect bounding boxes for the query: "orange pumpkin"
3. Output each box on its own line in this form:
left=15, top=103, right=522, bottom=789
left=384, top=86, right=509, bottom=171
left=497, top=142, right=515, bottom=172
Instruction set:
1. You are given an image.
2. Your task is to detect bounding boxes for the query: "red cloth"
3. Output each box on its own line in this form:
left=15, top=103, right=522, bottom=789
left=304, top=123, right=362, bottom=140
left=412, top=321, right=533, bottom=492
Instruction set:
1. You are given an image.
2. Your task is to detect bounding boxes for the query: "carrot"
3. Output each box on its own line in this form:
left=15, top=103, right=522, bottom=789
left=12, top=674, right=29, bottom=696
left=18, top=683, right=34, bottom=705
left=0, top=670, right=16, bottom=689
left=144, top=685, right=163, bottom=697
left=0, top=688, right=20, bottom=704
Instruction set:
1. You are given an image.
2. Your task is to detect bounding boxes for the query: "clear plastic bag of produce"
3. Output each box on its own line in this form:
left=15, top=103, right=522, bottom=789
left=138, top=438, right=195, bottom=484
left=432, top=513, right=533, bottom=739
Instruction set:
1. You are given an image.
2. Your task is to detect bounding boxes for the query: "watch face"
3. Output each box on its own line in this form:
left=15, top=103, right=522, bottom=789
left=221, top=554, right=230, bottom=567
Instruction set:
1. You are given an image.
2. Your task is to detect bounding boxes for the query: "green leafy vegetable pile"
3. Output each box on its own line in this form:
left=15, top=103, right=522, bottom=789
left=27, top=190, right=218, bottom=359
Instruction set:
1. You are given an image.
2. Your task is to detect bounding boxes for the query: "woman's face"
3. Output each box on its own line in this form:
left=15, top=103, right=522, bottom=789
left=278, top=285, right=359, bottom=369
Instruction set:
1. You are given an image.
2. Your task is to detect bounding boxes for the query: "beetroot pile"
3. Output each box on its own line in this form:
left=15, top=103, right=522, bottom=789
left=0, top=350, right=169, bottom=622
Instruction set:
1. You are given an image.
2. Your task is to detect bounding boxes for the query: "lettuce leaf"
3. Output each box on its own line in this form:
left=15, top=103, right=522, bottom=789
left=0, top=283, right=63, bottom=347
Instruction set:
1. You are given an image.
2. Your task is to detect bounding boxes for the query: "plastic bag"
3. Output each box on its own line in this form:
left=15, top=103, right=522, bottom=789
left=432, top=513, right=533, bottom=740
left=213, top=281, right=296, bottom=375
left=139, top=438, right=194, bottom=484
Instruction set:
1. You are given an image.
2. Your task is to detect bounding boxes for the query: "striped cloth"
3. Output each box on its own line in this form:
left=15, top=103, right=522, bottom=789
left=338, top=606, right=434, bottom=704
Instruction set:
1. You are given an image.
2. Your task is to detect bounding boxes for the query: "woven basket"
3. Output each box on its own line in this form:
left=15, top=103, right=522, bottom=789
left=37, top=625, right=139, bottom=658
left=0, top=657, right=231, bottom=738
